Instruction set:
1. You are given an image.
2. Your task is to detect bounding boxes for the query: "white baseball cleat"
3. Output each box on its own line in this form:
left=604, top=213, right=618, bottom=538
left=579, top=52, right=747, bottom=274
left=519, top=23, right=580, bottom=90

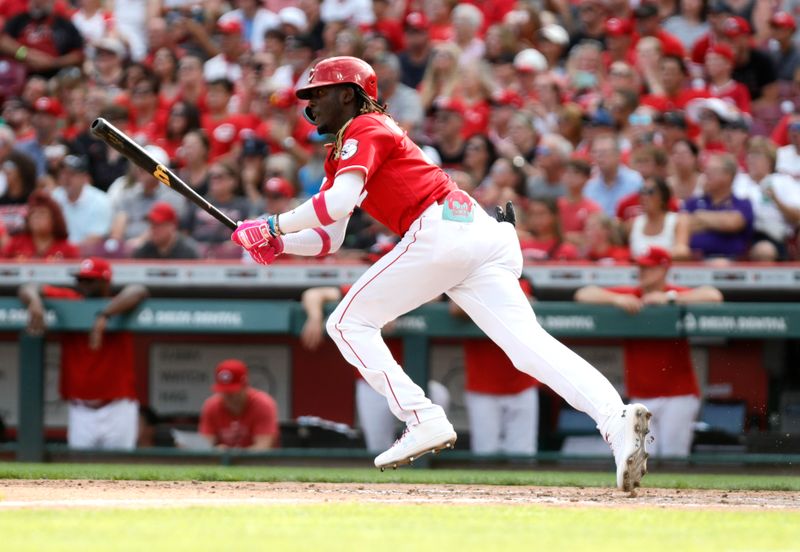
left=375, top=417, right=457, bottom=471
left=605, top=403, right=652, bottom=492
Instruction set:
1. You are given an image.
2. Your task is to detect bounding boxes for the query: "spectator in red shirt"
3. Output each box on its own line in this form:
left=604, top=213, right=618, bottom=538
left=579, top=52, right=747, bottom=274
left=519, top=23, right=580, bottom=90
left=127, top=74, right=170, bottom=145
left=367, top=0, right=404, bottom=52
left=690, top=0, right=732, bottom=66
left=18, top=257, right=149, bottom=450
left=558, top=154, right=601, bottom=248
left=519, top=196, right=579, bottom=261
left=152, top=47, right=181, bottom=108
left=199, top=359, right=280, bottom=450
left=425, top=0, right=455, bottom=43
left=155, top=101, right=202, bottom=161
left=201, top=78, right=256, bottom=162
left=451, top=63, right=491, bottom=139
left=575, top=246, right=722, bottom=457
left=582, top=212, right=631, bottom=263
left=2, top=190, right=78, bottom=260
left=0, top=0, right=84, bottom=79
left=632, top=2, right=685, bottom=58
left=704, top=43, right=751, bottom=113
left=641, top=55, right=707, bottom=113
left=603, top=17, right=635, bottom=69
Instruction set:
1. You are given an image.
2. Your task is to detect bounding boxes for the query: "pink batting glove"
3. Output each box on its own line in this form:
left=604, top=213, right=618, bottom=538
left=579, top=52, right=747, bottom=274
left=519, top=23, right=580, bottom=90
left=232, top=219, right=272, bottom=251
left=248, top=235, right=284, bottom=265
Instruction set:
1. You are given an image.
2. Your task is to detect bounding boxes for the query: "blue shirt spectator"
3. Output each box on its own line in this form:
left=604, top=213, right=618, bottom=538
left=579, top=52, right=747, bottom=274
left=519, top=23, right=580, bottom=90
left=683, top=153, right=754, bottom=260
left=585, top=135, right=644, bottom=216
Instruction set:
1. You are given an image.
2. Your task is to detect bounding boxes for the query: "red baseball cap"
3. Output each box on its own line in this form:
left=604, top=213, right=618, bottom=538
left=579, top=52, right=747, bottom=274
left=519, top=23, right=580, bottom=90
left=770, top=11, right=797, bottom=31
left=33, top=96, right=64, bottom=117
left=212, top=359, right=248, bottom=393
left=722, top=16, right=751, bottom=37
left=491, top=88, right=524, bottom=108
left=269, top=88, right=297, bottom=109
left=635, top=246, right=672, bottom=267
left=263, top=176, right=295, bottom=198
left=432, top=96, right=465, bottom=115
left=147, top=201, right=178, bottom=224
left=404, top=11, right=429, bottom=31
left=76, top=257, right=112, bottom=281
left=706, top=43, right=735, bottom=63
left=217, top=18, right=243, bottom=35
left=605, top=17, right=633, bottom=37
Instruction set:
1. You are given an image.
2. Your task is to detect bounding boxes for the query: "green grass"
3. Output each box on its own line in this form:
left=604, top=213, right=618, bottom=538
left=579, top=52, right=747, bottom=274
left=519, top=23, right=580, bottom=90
left=3, top=462, right=800, bottom=491
left=2, top=504, right=799, bottom=552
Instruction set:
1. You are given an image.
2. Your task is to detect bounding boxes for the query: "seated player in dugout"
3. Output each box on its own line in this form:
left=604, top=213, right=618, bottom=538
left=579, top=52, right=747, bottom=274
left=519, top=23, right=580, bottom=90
left=18, top=257, right=148, bottom=450
left=574, top=246, right=723, bottom=457
left=232, top=56, right=653, bottom=493
left=198, top=359, right=280, bottom=451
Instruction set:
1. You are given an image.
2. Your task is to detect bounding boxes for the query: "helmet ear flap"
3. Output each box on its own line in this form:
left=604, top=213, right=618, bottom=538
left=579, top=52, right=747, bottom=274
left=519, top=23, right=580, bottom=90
left=303, top=105, right=317, bottom=125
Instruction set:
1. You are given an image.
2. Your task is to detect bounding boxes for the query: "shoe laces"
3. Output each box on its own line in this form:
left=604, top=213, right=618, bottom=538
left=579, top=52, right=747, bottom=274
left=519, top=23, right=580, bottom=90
left=392, top=427, right=411, bottom=448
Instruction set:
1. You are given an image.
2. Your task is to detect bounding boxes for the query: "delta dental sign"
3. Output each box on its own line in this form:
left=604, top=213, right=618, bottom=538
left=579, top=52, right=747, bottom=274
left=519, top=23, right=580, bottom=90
left=136, top=308, right=243, bottom=329
left=680, top=313, right=789, bottom=336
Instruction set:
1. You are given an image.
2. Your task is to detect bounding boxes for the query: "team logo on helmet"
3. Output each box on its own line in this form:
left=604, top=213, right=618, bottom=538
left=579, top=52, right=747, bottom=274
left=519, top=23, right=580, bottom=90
left=340, top=138, right=359, bottom=160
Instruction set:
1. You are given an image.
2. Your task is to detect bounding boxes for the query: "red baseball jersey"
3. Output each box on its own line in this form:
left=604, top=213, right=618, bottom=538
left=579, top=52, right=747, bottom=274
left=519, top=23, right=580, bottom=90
left=323, top=113, right=456, bottom=235
left=41, top=285, right=137, bottom=401
left=199, top=388, right=279, bottom=448
left=201, top=113, right=259, bottom=160
left=3, top=235, right=79, bottom=260
left=606, top=285, right=701, bottom=398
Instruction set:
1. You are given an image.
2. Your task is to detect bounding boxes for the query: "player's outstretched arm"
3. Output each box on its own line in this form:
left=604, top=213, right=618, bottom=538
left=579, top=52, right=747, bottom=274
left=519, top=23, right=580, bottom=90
left=232, top=171, right=364, bottom=251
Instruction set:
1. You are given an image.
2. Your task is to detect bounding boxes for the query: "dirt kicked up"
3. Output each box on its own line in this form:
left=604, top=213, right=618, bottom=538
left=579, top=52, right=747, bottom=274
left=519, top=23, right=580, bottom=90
left=1, top=480, right=798, bottom=510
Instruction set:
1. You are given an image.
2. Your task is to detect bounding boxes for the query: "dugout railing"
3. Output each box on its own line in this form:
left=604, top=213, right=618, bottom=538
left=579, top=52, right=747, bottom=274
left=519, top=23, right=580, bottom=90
left=2, top=297, right=800, bottom=465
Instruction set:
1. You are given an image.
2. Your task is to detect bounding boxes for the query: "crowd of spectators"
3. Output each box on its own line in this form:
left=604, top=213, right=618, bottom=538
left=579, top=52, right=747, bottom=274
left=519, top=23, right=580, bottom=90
left=2, top=0, right=800, bottom=264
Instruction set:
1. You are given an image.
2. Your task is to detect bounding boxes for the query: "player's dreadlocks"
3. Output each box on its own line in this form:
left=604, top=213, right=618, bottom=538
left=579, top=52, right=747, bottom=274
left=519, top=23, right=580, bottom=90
left=332, top=85, right=390, bottom=160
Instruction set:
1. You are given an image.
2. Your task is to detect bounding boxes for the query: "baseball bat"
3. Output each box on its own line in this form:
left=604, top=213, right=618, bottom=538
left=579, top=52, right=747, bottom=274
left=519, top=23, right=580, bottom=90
left=90, top=117, right=237, bottom=231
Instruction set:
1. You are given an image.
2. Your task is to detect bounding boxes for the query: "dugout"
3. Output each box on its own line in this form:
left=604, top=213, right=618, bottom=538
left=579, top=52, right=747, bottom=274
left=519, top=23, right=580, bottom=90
left=1, top=260, right=799, bottom=466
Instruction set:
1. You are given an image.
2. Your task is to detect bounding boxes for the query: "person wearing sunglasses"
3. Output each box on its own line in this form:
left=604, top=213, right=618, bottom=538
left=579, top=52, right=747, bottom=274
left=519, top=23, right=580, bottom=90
left=629, top=177, right=691, bottom=260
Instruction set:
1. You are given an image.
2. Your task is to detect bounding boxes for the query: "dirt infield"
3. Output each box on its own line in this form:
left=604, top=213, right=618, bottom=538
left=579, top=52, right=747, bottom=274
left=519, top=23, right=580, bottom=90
left=1, top=480, right=798, bottom=510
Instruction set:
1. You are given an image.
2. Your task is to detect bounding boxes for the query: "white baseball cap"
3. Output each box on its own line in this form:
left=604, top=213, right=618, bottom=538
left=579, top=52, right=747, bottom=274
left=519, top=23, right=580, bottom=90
left=279, top=7, right=308, bottom=32
left=540, top=24, right=569, bottom=46
left=513, top=48, right=548, bottom=73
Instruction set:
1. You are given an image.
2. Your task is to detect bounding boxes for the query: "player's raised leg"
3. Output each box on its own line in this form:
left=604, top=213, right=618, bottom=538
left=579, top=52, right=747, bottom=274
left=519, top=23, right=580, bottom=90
left=447, top=256, right=650, bottom=491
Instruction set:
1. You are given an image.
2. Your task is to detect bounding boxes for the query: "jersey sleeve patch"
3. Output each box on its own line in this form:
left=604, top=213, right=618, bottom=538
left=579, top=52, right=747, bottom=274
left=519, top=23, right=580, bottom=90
left=340, top=138, right=359, bottom=160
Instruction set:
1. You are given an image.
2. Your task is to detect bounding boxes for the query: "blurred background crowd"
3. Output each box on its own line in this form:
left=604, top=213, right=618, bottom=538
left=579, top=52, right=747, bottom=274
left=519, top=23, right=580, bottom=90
left=1, top=0, right=800, bottom=264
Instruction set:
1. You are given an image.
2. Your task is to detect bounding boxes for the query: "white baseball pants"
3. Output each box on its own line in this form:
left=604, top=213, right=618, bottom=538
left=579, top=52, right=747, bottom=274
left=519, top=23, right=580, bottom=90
left=630, top=395, right=700, bottom=457
left=465, top=388, right=539, bottom=455
left=327, top=201, right=624, bottom=431
left=67, top=399, right=139, bottom=450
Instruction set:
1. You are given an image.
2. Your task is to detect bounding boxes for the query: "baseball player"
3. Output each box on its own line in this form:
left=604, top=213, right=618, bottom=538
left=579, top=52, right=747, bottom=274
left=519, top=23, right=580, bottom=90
left=231, top=56, right=651, bottom=491
left=18, top=258, right=148, bottom=450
